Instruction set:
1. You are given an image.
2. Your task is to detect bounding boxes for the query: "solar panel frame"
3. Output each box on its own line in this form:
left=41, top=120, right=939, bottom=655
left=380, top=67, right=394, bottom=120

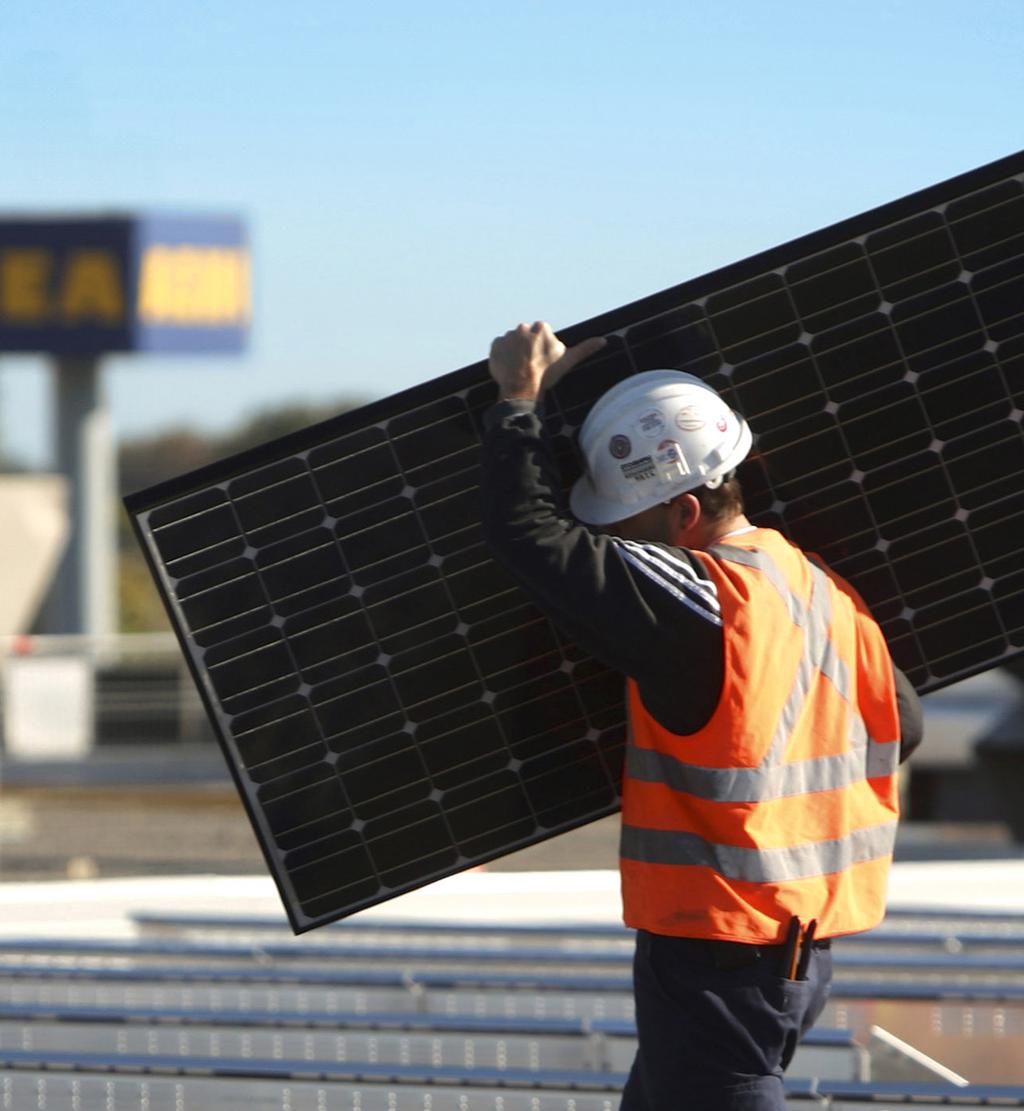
left=127, top=150, right=1024, bottom=932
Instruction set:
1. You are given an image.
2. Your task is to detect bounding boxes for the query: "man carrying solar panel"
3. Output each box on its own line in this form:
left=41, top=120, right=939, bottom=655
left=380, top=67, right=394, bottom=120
left=481, top=321, right=923, bottom=1111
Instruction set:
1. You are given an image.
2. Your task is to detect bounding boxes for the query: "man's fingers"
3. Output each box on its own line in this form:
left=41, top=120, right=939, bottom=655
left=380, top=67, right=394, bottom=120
left=557, top=335, right=608, bottom=370
left=538, top=334, right=608, bottom=395
left=490, top=324, right=606, bottom=398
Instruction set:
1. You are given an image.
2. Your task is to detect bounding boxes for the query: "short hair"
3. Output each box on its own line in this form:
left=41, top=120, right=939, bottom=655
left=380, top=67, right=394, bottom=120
left=693, top=474, right=744, bottom=524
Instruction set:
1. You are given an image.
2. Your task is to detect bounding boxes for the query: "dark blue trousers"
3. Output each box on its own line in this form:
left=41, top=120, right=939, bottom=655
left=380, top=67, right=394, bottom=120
left=620, top=929, right=833, bottom=1111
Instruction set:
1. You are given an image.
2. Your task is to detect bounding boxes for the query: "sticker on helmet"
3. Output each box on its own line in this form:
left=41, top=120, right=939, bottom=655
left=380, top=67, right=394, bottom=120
left=675, top=405, right=705, bottom=432
left=655, top=440, right=680, bottom=464
left=655, top=439, right=687, bottom=482
left=634, top=409, right=666, bottom=439
left=716, top=416, right=729, bottom=433
left=609, top=434, right=632, bottom=459
left=621, top=456, right=656, bottom=482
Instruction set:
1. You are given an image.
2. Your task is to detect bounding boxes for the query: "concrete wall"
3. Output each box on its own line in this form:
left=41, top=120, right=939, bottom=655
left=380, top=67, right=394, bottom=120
left=0, top=475, right=68, bottom=635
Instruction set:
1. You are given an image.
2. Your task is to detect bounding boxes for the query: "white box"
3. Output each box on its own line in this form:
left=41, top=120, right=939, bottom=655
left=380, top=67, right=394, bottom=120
left=2, top=656, right=94, bottom=760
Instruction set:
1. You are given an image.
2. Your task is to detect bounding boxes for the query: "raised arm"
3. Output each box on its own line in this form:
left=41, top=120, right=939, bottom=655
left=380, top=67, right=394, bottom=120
left=480, top=324, right=725, bottom=734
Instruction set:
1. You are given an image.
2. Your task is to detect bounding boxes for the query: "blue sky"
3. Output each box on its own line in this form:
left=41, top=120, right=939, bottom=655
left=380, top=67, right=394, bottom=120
left=1, top=0, right=1021, bottom=468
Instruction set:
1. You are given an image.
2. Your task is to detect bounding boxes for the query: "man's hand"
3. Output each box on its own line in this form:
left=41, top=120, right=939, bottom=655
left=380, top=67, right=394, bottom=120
left=488, top=321, right=607, bottom=402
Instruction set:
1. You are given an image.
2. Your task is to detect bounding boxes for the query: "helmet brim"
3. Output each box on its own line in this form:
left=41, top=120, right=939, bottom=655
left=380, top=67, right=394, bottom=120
left=569, top=474, right=642, bottom=527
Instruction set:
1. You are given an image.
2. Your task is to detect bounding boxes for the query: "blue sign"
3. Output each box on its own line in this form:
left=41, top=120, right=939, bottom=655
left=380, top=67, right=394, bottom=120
left=0, top=215, right=249, bottom=354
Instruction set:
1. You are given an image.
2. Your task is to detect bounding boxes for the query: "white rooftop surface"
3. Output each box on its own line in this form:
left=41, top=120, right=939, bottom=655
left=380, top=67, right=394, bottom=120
left=1, top=860, right=1023, bottom=939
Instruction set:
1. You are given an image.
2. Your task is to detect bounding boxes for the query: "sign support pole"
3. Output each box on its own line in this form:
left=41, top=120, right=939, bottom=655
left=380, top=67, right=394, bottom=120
left=39, top=357, right=116, bottom=636
left=0, top=213, right=249, bottom=636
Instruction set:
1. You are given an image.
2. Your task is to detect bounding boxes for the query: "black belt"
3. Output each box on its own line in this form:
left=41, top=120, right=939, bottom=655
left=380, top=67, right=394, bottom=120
left=707, top=936, right=831, bottom=972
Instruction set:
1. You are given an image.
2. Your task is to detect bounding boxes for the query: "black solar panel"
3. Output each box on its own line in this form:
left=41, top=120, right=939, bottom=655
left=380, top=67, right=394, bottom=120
left=126, top=150, right=1024, bottom=932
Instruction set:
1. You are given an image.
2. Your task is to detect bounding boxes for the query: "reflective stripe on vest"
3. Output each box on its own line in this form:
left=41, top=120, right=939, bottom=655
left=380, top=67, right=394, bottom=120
left=620, top=819, right=899, bottom=882
left=625, top=543, right=899, bottom=805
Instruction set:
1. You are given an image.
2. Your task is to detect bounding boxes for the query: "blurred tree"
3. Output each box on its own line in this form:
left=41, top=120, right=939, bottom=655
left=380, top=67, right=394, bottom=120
left=216, top=402, right=350, bottom=461
left=117, top=397, right=362, bottom=631
left=119, top=429, right=214, bottom=499
left=119, top=401, right=361, bottom=498
left=119, top=546, right=172, bottom=632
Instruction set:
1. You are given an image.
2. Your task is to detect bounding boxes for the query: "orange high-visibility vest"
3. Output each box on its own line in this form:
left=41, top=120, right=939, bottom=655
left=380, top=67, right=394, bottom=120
left=620, top=528, right=900, bottom=943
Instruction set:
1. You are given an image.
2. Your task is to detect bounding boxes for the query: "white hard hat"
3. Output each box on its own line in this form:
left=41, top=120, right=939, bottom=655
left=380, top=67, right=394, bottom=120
left=569, top=370, right=752, bottom=526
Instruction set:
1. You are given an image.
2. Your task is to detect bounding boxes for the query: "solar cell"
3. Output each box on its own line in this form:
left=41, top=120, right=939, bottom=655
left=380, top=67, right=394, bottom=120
left=126, top=150, right=1024, bottom=931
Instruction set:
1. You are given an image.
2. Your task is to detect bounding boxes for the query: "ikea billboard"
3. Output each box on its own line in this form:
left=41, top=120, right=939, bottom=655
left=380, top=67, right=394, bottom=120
left=0, top=215, right=249, bottom=354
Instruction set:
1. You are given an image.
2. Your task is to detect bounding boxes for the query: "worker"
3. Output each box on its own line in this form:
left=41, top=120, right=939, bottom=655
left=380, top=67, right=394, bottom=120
left=480, top=321, right=923, bottom=1111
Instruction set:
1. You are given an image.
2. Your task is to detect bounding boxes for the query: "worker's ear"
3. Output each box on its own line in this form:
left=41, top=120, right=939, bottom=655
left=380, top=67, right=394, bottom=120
left=669, top=493, right=701, bottom=534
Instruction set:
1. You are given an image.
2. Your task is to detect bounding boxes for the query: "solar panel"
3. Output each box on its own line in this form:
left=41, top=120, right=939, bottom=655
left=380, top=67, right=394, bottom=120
left=126, top=150, right=1024, bottom=932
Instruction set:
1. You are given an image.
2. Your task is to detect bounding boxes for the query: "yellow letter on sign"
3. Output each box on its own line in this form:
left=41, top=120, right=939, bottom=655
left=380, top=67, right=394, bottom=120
left=59, top=250, right=124, bottom=324
left=0, top=249, right=52, bottom=322
left=138, top=246, right=250, bottom=325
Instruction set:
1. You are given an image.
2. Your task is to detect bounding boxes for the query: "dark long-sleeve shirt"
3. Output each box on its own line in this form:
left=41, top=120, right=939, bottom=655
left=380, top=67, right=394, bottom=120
left=480, top=397, right=923, bottom=758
